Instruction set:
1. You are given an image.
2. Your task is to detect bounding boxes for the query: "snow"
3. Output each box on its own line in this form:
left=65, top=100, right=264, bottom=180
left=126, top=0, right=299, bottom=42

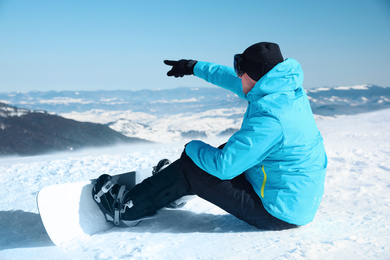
left=308, top=85, right=370, bottom=92
left=334, top=85, right=369, bottom=90
left=38, top=98, right=95, bottom=105
left=1, top=107, right=390, bottom=259
left=61, top=107, right=245, bottom=143
left=151, top=98, right=199, bottom=104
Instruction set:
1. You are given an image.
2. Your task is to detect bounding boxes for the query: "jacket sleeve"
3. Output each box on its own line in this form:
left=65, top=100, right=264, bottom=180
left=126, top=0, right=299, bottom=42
left=193, top=61, right=246, bottom=100
left=185, top=112, right=284, bottom=180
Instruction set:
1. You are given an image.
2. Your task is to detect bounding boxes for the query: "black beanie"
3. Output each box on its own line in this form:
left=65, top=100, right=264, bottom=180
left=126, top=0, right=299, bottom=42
left=241, top=42, right=284, bottom=81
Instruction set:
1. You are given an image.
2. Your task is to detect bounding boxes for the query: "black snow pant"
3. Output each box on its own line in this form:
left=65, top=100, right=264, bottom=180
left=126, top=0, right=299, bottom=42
left=123, top=147, right=298, bottom=231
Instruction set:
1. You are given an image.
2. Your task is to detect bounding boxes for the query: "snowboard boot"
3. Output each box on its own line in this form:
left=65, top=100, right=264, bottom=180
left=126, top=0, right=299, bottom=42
left=92, top=174, right=138, bottom=227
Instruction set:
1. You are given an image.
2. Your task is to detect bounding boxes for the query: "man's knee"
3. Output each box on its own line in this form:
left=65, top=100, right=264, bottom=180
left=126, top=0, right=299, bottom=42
left=180, top=148, right=197, bottom=170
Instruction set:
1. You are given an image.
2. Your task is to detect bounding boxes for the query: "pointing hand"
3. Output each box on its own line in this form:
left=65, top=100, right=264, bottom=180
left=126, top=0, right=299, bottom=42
left=164, top=59, right=197, bottom=77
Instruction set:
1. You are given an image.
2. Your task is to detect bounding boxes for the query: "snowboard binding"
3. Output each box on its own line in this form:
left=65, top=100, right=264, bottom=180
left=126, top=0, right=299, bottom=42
left=92, top=174, right=133, bottom=227
left=152, top=158, right=171, bottom=175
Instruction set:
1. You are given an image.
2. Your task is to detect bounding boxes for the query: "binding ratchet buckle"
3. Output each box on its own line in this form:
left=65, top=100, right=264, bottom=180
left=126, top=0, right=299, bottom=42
left=93, top=176, right=119, bottom=203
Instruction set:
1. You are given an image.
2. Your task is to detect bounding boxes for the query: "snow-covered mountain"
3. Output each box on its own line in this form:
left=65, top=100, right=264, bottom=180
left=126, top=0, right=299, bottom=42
left=1, top=84, right=389, bottom=144
left=306, top=84, right=390, bottom=116
left=2, top=85, right=389, bottom=115
left=2, top=84, right=388, bottom=143
left=0, top=103, right=147, bottom=156
left=0, top=87, right=246, bottom=115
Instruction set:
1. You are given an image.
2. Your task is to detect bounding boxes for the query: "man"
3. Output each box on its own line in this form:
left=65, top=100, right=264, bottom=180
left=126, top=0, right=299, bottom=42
left=93, top=42, right=327, bottom=230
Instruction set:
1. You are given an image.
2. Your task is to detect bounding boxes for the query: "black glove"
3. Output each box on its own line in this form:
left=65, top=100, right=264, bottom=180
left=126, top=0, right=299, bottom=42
left=164, top=59, right=197, bottom=77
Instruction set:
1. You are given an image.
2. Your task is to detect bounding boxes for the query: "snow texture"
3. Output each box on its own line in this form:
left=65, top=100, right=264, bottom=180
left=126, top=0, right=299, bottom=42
left=1, top=89, right=390, bottom=259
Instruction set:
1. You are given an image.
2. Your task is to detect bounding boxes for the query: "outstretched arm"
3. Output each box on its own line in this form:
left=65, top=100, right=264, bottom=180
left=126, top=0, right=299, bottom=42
left=193, top=61, right=245, bottom=99
left=164, top=59, right=245, bottom=99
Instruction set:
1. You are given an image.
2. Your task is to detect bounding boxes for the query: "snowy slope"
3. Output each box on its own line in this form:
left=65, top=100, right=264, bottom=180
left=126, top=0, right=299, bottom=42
left=1, top=108, right=390, bottom=259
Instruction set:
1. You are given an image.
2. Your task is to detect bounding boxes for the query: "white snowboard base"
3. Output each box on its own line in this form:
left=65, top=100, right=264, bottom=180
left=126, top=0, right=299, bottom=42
left=37, top=181, right=112, bottom=246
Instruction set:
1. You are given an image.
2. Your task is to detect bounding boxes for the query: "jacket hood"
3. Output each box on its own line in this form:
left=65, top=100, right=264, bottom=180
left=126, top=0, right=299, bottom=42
left=246, top=58, right=304, bottom=102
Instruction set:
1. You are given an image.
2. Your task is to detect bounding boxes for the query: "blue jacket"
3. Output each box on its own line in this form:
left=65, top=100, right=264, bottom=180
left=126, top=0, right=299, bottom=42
left=185, top=58, right=327, bottom=225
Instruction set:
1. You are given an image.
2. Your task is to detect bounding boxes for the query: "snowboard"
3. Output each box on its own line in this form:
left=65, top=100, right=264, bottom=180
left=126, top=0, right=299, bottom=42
left=37, top=171, right=136, bottom=246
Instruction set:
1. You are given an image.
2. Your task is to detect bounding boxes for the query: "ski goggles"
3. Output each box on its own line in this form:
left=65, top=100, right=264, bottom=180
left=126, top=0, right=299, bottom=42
left=234, top=54, right=244, bottom=77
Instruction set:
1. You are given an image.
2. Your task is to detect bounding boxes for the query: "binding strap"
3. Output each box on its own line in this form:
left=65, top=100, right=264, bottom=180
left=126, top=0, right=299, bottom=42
left=93, top=175, right=119, bottom=203
left=113, top=185, right=127, bottom=226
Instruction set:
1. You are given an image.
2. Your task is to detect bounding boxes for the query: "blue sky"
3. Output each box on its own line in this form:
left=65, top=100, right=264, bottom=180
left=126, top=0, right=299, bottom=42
left=0, top=0, right=389, bottom=92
